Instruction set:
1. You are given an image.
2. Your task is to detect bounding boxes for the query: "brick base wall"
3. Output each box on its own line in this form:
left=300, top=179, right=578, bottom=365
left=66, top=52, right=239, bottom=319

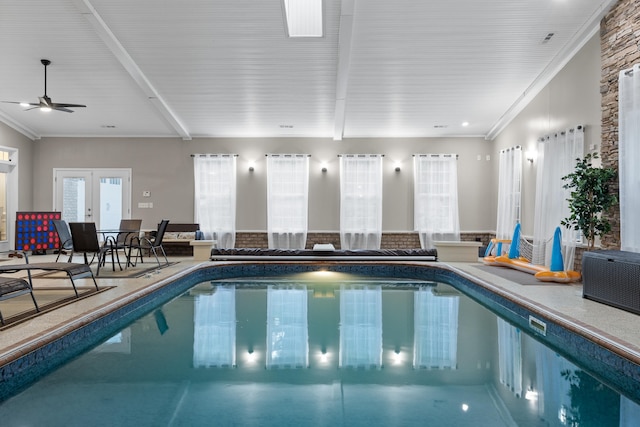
left=234, top=231, right=494, bottom=250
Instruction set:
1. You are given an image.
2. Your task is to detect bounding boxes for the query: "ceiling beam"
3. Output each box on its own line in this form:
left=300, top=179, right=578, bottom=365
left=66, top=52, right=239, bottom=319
left=333, top=0, right=355, bottom=141
left=71, top=0, right=192, bottom=140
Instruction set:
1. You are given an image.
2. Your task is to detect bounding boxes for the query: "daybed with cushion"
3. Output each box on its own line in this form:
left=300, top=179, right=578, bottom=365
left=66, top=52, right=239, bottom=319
left=209, top=247, right=437, bottom=261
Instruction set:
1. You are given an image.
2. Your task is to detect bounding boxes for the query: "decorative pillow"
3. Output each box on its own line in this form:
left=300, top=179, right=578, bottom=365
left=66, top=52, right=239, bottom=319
left=177, top=232, right=196, bottom=240
left=164, top=232, right=180, bottom=240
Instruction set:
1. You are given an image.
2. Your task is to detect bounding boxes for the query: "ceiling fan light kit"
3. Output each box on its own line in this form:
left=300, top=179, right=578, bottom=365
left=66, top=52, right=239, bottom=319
left=1, top=59, right=86, bottom=113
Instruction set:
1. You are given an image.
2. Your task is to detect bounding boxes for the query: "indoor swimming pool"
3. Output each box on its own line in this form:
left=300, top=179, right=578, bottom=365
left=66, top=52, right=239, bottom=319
left=0, top=264, right=638, bottom=426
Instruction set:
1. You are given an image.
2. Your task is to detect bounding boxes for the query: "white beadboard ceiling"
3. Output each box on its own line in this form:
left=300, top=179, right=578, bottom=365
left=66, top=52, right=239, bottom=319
left=0, top=0, right=616, bottom=141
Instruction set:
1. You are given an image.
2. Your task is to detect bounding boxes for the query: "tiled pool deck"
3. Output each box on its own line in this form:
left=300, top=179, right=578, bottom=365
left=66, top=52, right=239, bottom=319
left=0, top=256, right=639, bottom=399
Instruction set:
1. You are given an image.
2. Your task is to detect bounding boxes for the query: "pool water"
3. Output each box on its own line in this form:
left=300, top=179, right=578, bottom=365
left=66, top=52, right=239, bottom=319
left=0, top=271, right=638, bottom=426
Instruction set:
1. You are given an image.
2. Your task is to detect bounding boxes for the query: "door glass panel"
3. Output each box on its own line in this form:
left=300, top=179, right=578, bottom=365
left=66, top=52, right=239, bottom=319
left=99, top=177, right=123, bottom=230
left=0, top=172, right=6, bottom=242
left=62, top=177, right=86, bottom=222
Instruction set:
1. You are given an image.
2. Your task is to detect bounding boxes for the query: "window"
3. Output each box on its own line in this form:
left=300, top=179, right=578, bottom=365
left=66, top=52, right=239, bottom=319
left=413, top=154, right=460, bottom=249
left=266, top=154, right=309, bottom=249
left=193, top=155, right=237, bottom=248
left=496, top=147, right=522, bottom=239
left=339, top=155, right=383, bottom=249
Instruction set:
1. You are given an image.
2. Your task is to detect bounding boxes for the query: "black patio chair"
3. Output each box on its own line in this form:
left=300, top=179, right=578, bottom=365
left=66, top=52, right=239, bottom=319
left=106, top=219, right=142, bottom=267
left=52, top=219, right=74, bottom=262
left=69, top=222, right=120, bottom=276
left=127, top=219, right=170, bottom=267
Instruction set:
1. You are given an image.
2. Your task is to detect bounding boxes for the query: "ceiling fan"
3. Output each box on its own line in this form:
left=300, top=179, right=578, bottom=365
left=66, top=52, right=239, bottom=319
left=2, top=59, right=86, bottom=113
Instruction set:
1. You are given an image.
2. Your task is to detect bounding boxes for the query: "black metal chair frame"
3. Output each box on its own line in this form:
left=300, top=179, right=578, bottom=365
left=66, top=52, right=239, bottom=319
left=0, top=276, right=39, bottom=325
left=69, top=222, right=121, bottom=276
left=101, top=219, right=142, bottom=268
left=0, top=250, right=98, bottom=304
left=52, top=219, right=74, bottom=263
left=127, top=219, right=170, bottom=268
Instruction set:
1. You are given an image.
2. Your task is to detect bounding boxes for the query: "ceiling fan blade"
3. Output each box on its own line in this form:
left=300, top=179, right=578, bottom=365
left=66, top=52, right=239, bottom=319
left=1, top=101, right=39, bottom=106
left=52, top=106, right=74, bottom=113
left=23, top=106, right=41, bottom=111
left=51, top=103, right=86, bottom=108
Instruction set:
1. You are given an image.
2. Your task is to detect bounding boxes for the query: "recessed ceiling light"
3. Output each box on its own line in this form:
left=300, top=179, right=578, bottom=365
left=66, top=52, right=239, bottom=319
left=462, top=121, right=469, bottom=127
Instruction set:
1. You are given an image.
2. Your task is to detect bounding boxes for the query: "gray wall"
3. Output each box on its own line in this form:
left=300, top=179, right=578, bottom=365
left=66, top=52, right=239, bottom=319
left=25, top=33, right=601, bottom=237
left=33, top=136, right=494, bottom=233
left=492, top=33, right=602, bottom=236
left=0, top=122, right=34, bottom=211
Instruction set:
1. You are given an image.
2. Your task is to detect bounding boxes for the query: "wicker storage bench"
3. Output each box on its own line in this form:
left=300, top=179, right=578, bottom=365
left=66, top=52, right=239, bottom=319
left=582, top=250, right=640, bottom=314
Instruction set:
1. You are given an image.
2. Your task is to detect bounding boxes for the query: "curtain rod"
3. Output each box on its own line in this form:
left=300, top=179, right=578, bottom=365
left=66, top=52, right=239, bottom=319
left=539, top=124, right=584, bottom=141
left=337, top=154, right=384, bottom=157
left=412, top=154, right=458, bottom=159
left=265, top=154, right=311, bottom=157
left=499, top=145, right=521, bottom=153
left=190, top=154, right=238, bottom=157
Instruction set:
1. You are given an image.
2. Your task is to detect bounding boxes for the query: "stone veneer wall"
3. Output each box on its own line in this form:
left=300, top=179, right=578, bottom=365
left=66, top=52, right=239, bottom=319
left=235, top=231, right=494, bottom=250
left=600, top=0, right=639, bottom=249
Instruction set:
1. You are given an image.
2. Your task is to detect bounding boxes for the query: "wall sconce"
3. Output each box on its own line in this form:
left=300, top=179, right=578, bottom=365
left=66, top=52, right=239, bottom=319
left=321, top=162, right=328, bottom=173
left=248, top=162, right=255, bottom=172
left=525, top=150, right=537, bottom=164
left=394, top=163, right=401, bottom=172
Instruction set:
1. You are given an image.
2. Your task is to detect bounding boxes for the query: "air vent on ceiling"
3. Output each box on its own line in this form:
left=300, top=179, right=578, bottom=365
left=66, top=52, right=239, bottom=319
left=542, top=33, right=555, bottom=44
left=433, top=125, right=448, bottom=129
left=279, top=124, right=294, bottom=129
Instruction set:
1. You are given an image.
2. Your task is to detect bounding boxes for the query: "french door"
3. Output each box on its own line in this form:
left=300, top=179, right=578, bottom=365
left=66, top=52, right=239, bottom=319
left=53, top=169, right=132, bottom=230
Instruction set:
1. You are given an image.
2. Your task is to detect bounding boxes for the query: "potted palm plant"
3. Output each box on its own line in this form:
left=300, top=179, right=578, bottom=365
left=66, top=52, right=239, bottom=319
left=561, top=153, right=617, bottom=251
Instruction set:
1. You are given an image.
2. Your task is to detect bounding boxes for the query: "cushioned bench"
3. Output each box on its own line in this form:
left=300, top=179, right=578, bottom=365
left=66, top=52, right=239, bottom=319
left=210, top=248, right=437, bottom=261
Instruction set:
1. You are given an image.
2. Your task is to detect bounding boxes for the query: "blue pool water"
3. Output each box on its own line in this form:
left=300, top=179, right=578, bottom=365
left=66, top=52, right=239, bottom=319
left=0, top=264, right=638, bottom=426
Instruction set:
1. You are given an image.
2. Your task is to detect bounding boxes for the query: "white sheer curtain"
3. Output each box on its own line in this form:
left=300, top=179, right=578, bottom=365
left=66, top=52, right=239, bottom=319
left=496, top=147, right=522, bottom=239
left=339, top=155, right=383, bottom=249
left=533, top=127, right=584, bottom=267
left=266, top=154, right=309, bottom=249
left=339, top=285, right=382, bottom=369
left=413, top=287, right=459, bottom=369
left=266, top=286, right=308, bottom=368
left=413, top=154, right=460, bottom=249
left=193, top=286, right=236, bottom=368
left=618, top=66, right=640, bottom=253
left=193, top=154, right=236, bottom=248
